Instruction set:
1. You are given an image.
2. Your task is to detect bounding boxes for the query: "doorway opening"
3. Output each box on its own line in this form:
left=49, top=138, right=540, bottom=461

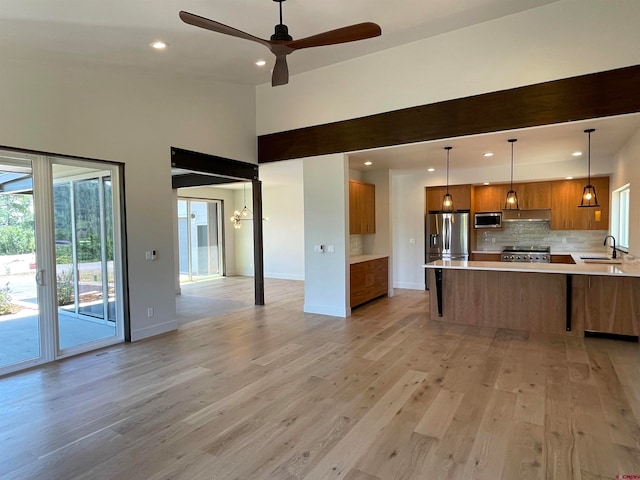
left=177, top=198, right=224, bottom=283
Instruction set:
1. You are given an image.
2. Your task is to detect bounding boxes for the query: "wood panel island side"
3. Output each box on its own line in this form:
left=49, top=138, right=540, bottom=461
left=424, top=255, right=640, bottom=340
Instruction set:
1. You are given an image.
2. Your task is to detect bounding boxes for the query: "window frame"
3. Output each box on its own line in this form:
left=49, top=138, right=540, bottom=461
left=611, top=183, right=630, bottom=252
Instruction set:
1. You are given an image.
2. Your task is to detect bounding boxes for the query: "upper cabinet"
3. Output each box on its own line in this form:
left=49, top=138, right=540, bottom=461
left=349, top=180, right=376, bottom=234
left=425, top=184, right=471, bottom=212
left=472, top=184, right=507, bottom=212
left=473, top=182, right=550, bottom=211
left=550, top=177, right=609, bottom=230
left=515, top=181, right=551, bottom=210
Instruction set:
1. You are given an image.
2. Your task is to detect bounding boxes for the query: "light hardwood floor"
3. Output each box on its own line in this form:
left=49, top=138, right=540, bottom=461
left=2, top=277, right=640, bottom=479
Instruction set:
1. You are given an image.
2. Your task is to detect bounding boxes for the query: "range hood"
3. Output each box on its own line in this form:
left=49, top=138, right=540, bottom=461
left=502, top=209, right=551, bottom=222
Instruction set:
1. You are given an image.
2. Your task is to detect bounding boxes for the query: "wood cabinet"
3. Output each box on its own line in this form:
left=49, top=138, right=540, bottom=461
left=350, top=257, right=388, bottom=308
left=550, top=177, right=609, bottom=230
left=572, top=275, right=640, bottom=336
left=515, top=181, right=551, bottom=209
left=349, top=180, right=376, bottom=234
left=472, top=184, right=507, bottom=212
left=425, top=184, right=471, bottom=212
left=470, top=253, right=501, bottom=261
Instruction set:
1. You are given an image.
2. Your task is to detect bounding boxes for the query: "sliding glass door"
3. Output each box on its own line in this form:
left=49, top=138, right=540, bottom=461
left=53, top=165, right=118, bottom=350
left=0, top=151, right=125, bottom=376
left=0, top=156, right=40, bottom=370
left=178, top=198, right=223, bottom=282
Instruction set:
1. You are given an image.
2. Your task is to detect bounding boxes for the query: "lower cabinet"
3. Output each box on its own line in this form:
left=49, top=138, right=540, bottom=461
left=350, top=257, right=389, bottom=308
left=572, top=275, right=640, bottom=336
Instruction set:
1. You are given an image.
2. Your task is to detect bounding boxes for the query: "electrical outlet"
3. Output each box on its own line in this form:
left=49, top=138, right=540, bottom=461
left=147, top=308, right=154, bottom=317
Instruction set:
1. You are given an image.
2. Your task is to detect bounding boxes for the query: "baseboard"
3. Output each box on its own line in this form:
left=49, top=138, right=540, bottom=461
left=303, top=304, right=348, bottom=318
left=130, top=321, right=178, bottom=341
left=393, top=282, right=425, bottom=290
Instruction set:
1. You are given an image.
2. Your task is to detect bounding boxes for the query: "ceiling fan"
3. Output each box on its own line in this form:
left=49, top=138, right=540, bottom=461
left=179, top=0, right=382, bottom=87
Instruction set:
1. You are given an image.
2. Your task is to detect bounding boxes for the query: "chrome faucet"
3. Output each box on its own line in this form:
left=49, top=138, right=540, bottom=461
left=603, top=235, right=617, bottom=259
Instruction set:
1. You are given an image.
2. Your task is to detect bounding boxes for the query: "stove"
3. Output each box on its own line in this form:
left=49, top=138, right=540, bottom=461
left=500, top=245, right=551, bottom=263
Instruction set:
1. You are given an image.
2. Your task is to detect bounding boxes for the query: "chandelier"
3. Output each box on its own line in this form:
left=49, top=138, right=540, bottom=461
left=230, top=183, right=268, bottom=228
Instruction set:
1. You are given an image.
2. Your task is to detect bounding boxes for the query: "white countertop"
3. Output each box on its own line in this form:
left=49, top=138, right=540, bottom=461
left=423, top=252, right=640, bottom=277
left=350, top=254, right=388, bottom=265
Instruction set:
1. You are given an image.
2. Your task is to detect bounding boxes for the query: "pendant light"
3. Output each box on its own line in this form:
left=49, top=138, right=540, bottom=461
left=578, top=128, right=600, bottom=207
left=230, top=182, right=268, bottom=228
left=504, top=138, right=519, bottom=210
left=230, top=183, right=252, bottom=229
left=442, top=146, right=454, bottom=212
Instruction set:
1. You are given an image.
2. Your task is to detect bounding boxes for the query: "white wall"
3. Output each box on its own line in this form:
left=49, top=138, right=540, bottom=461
left=229, top=160, right=306, bottom=280
left=612, top=128, right=640, bottom=256
left=391, top=172, right=429, bottom=290
left=303, top=154, right=349, bottom=317
left=261, top=160, right=305, bottom=280
left=257, top=0, right=640, bottom=134
left=0, top=58, right=256, bottom=340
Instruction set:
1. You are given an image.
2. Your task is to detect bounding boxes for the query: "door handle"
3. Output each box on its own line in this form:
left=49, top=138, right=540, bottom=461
left=36, top=269, right=45, bottom=286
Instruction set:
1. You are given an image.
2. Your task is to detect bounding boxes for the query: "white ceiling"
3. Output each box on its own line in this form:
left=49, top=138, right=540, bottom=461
left=0, top=0, right=561, bottom=85
left=3, top=0, right=638, bottom=183
left=348, top=114, right=640, bottom=175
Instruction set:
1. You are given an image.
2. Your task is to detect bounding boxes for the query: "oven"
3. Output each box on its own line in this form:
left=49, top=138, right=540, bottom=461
left=500, top=245, right=551, bottom=263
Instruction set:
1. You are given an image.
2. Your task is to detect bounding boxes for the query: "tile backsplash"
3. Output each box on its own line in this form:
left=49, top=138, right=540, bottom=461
left=350, top=235, right=364, bottom=256
left=476, top=222, right=609, bottom=253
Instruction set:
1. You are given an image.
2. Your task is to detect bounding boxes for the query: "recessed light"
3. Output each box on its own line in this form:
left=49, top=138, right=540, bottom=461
left=566, top=176, right=573, bottom=179
left=483, top=152, right=493, bottom=157
left=364, top=161, right=372, bottom=166
left=150, top=41, right=167, bottom=50
left=427, top=168, right=435, bottom=172
left=483, top=182, right=490, bottom=185
left=256, top=60, right=267, bottom=67
left=572, top=151, right=582, bottom=157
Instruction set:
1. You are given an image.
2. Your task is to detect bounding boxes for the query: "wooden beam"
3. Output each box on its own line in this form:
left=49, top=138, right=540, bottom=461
left=258, top=65, right=640, bottom=163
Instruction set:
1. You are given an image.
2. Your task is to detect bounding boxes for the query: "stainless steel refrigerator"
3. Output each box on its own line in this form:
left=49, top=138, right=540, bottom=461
left=425, top=211, right=469, bottom=289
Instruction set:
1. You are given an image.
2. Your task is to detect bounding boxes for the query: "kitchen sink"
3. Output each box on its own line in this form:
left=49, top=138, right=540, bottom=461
left=579, top=256, right=622, bottom=264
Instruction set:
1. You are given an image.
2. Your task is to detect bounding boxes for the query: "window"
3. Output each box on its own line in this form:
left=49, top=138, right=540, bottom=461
left=612, top=184, right=630, bottom=250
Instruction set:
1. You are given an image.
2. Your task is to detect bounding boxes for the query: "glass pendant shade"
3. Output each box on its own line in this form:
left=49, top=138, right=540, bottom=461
left=442, top=146, right=454, bottom=212
left=504, top=139, right=519, bottom=210
left=442, top=192, right=454, bottom=212
left=505, top=189, right=519, bottom=209
left=578, top=128, right=600, bottom=208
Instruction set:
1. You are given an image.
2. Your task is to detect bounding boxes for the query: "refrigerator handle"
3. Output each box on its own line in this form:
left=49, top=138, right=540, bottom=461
left=444, top=216, right=450, bottom=250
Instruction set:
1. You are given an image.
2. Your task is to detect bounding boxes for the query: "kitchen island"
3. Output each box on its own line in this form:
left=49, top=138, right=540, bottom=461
left=424, top=253, right=640, bottom=339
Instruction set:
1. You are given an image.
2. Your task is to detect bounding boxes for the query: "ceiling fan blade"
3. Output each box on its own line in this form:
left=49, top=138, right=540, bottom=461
left=288, top=22, right=381, bottom=50
left=179, top=11, right=271, bottom=48
left=272, top=54, right=289, bottom=86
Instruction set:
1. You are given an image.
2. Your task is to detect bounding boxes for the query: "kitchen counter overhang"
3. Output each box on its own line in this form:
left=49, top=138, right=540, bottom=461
left=422, top=254, right=640, bottom=340
left=423, top=254, right=640, bottom=278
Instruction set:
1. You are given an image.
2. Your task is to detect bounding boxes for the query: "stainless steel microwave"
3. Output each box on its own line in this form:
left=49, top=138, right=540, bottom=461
left=474, top=212, right=502, bottom=229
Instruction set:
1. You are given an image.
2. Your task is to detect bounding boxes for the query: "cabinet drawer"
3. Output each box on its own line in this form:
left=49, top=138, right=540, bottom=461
left=350, top=257, right=388, bottom=308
